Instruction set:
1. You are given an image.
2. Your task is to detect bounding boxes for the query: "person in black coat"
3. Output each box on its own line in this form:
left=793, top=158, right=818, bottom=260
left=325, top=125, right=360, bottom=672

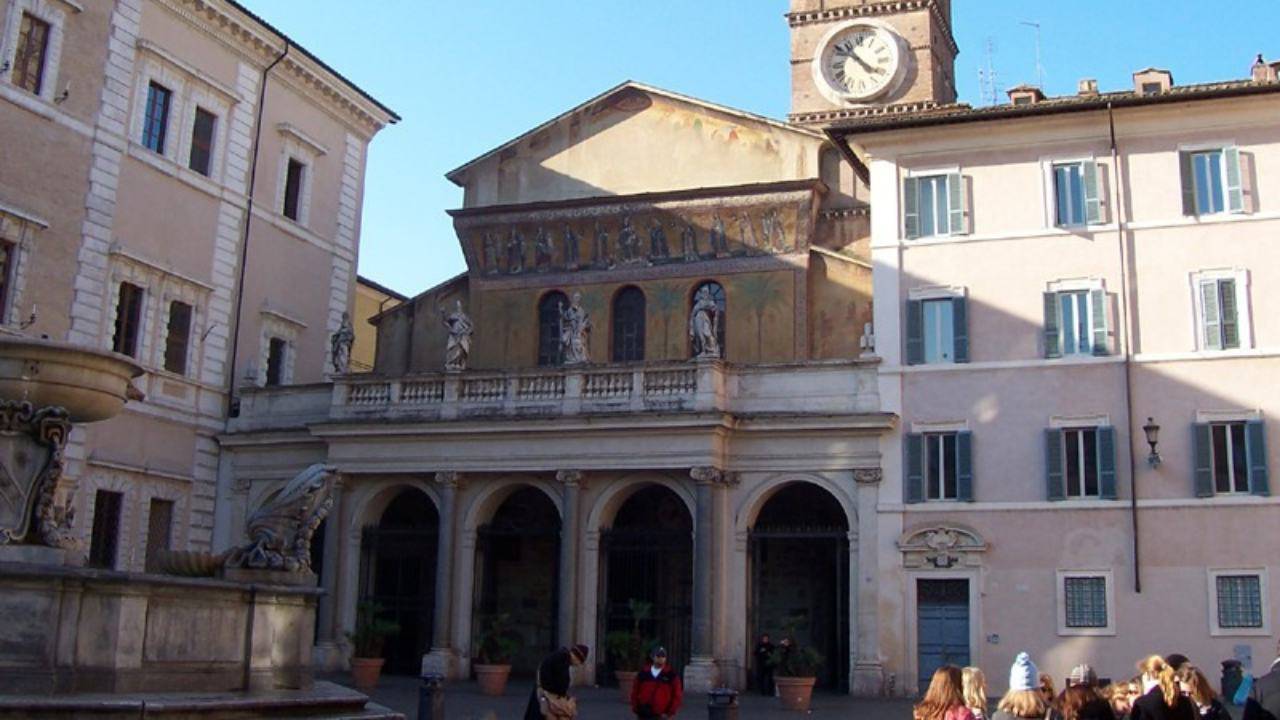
left=1129, top=656, right=1194, bottom=720
left=524, top=644, right=589, bottom=720
left=1244, top=651, right=1280, bottom=720
left=753, top=633, right=775, bottom=696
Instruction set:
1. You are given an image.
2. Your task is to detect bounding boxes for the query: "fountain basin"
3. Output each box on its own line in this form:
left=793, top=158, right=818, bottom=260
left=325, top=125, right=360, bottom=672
left=0, top=337, right=142, bottom=422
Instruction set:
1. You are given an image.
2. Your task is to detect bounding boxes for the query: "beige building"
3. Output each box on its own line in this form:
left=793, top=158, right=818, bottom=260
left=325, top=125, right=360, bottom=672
left=0, top=0, right=395, bottom=573
left=352, top=275, right=406, bottom=373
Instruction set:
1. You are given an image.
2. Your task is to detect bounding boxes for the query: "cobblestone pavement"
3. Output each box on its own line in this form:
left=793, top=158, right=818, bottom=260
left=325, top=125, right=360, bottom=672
left=327, top=674, right=917, bottom=720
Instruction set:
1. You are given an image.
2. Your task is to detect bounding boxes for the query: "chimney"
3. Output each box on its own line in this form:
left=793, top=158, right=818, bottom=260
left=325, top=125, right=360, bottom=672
left=1133, top=68, right=1173, bottom=95
left=1007, top=84, right=1045, bottom=106
left=1077, top=78, right=1099, bottom=97
left=1252, top=54, right=1277, bottom=83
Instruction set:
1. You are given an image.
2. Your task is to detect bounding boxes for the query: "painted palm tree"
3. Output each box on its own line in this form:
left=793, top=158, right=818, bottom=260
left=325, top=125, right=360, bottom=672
left=497, top=294, right=521, bottom=363
left=735, top=274, right=778, bottom=361
left=651, top=282, right=683, bottom=358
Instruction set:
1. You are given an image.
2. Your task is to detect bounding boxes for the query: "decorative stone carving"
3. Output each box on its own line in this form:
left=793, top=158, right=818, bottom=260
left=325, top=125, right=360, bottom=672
left=689, top=466, right=723, bottom=485
left=434, top=471, right=461, bottom=488
left=0, top=401, right=75, bottom=549
left=225, top=464, right=335, bottom=573
left=440, top=300, right=474, bottom=372
left=555, top=469, right=582, bottom=487
left=852, top=467, right=883, bottom=485
left=859, top=321, right=877, bottom=357
left=689, top=285, right=722, bottom=360
left=559, top=292, right=592, bottom=365
left=329, top=312, right=355, bottom=374
left=898, top=524, right=988, bottom=570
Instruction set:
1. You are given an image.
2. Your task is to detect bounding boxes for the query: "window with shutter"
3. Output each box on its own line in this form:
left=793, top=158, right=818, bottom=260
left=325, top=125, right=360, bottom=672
left=112, top=282, right=145, bottom=357
left=1183, top=148, right=1245, bottom=216
left=1053, top=162, right=1087, bottom=226
left=904, top=433, right=924, bottom=504
left=1053, top=426, right=1115, bottom=499
left=1045, top=428, right=1065, bottom=501
left=1245, top=421, right=1270, bottom=497
left=951, top=297, right=969, bottom=364
left=163, top=301, right=193, bottom=375
left=909, top=175, right=957, bottom=238
left=924, top=432, right=961, bottom=501
left=1045, top=286, right=1108, bottom=358
left=283, top=158, right=306, bottom=221
left=265, top=337, right=287, bottom=386
left=922, top=299, right=955, bottom=364
left=13, top=12, right=50, bottom=95
left=189, top=107, right=216, bottom=176
left=1199, top=279, right=1240, bottom=351
left=142, top=82, right=172, bottom=154
left=1209, top=422, right=1250, bottom=494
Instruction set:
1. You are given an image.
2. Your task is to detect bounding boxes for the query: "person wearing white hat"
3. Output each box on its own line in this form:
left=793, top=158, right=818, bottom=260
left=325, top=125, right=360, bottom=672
left=991, top=652, right=1052, bottom=720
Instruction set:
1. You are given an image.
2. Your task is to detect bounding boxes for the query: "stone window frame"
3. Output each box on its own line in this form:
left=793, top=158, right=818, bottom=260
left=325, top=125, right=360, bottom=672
left=1208, top=567, right=1270, bottom=637
left=257, top=309, right=306, bottom=387
left=0, top=0, right=69, bottom=104
left=129, top=43, right=235, bottom=185
left=0, top=204, right=43, bottom=327
left=105, top=247, right=212, bottom=383
left=1056, top=568, right=1116, bottom=637
left=1189, top=268, right=1252, bottom=353
left=274, top=124, right=327, bottom=229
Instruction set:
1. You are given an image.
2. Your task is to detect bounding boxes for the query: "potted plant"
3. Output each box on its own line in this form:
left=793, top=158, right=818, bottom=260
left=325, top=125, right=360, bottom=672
left=771, top=618, right=823, bottom=712
left=473, top=613, right=521, bottom=696
left=606, top=599, right=653, bottom=702
left=347, top=601, right=401, bottom=693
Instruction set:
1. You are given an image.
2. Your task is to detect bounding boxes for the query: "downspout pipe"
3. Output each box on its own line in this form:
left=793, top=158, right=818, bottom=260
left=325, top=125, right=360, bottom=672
left=1109, top=102, right=1142, bottom=593
left=227, top=41, right=289, bottom=417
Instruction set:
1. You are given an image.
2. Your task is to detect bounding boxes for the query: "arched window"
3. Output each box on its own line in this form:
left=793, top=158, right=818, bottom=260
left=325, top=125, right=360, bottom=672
left=690, top=281, right=726, bottom=357
left=537, top=291, right=568, bottom=366
left=611, top=286, right=646, bottom=362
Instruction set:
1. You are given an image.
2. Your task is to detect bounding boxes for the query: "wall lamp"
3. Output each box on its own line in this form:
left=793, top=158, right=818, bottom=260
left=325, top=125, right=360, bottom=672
left=1143, top=417, right=1161, bottom=468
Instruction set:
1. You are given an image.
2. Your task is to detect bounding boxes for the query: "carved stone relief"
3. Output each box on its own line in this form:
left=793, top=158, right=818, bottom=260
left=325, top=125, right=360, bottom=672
left=898, top=524, right=988, bottom=569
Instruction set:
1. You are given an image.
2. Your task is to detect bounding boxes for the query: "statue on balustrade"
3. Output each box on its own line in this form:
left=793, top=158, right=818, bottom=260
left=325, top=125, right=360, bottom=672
left=689, top=286, right=722, bottom=360
left=440, top=300, right=474, bottom=371
left=559, top=292, right=592, bottom=365
left=329, top=312, right=355, bottom=374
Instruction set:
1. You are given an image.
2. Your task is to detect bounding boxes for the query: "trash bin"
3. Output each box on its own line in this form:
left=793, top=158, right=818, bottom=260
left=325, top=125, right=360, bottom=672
left=418, top=673, right=445, bottom=720
left=1222, top=659, right=1244, bottom=703
left=708, top=687, right=739, bottom=720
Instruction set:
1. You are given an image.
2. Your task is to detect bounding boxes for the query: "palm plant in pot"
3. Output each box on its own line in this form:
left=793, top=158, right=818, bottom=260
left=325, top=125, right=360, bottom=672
left=348, top=601, right=401, bottom=693
left=605, top=598, right=653, bottom=702
left=771, top=617, right=824, bottom=712
left=473, top=613, right=521, bottom=696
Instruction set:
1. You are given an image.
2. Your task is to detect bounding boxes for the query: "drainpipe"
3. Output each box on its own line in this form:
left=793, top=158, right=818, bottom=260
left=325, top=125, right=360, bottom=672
left=227, top=41, right=290, bottom=417
left=1109, top=102, right=1142, bottom=593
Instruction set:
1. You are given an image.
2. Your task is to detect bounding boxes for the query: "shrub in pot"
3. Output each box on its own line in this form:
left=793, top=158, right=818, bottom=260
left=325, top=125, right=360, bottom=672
left=347, top=601, right=401, bottom=693
left=771, top=620, right=823, bottom=712
left=473, top=613, right=521, bottom=696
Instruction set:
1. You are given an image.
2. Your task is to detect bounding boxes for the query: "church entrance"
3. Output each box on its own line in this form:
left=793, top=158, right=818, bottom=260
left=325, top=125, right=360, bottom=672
left=359, top=488, right=439, bottom=675
left=599, top=485, right=693, bottom=680
left=749, top=483, right=849, bottom=692
left=473, top=486, right=561, bottom=676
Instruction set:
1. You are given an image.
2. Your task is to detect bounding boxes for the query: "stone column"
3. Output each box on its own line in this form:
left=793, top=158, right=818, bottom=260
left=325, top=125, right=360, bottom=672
left=851, top=467, right=884, bottom=695
left=423, top=471, right=461, bottom=678
left=556, top=470, right=582, bottom=648
left=686, top=466, right=721, bottom=693
left=313, top=475, right=345, bottom=671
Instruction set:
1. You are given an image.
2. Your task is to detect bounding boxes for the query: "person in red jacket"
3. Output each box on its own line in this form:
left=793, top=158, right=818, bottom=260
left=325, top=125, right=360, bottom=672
left=631, top=646, right=683, bottom=719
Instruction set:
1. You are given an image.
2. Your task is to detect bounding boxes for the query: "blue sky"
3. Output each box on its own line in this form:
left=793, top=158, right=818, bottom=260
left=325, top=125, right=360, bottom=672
left=246, top=1, right=1280, bottom=297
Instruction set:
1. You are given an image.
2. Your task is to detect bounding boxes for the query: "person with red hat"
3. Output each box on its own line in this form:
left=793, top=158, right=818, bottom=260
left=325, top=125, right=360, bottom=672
left=630, top=646, right=683, bottom=720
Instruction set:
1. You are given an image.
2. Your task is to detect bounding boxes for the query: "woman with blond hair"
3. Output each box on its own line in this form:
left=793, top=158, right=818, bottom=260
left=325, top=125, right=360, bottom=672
left=1129, top=656, right=1194, bottom=720
left=915, top=665, right=978, bottom=720
left=963, top=666, right=990, bottom=719
left=992, top=653, right=1052, bottom=720
left=1175, top=665, right=1229, bottom=720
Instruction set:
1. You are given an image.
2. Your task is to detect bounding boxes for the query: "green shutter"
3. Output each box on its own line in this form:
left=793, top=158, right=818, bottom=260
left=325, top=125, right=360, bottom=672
left=906, top=299, right=924, bottom=365
left=1090, top=288, right=1109, bottom=356
left=1179, top=151, right=1197, bottom=215
left=1097, top=426, right=1117, bottom=499
left=1083, top=160, right=1102, bottom=224
left=1193, top=423, right=1215, bottom=497
left=1219, top=279, right=1240, bottom=350
left=947, top=172, right=967, bottom=235
left=1225, top=147, right=1245, bottom=213
left=1201, top=281, right=1223, bottom=350
left=1046, top=429, right=1065, bottom=501
left=956, top=431, right=974, bottom=502
left=905, top=433, right=924, bottom=504
left=903, top=177, right=920, bottom=239
left=1043, top=292, right=1061, bottom=359
left=1246, top=420, right=1270, bottom=496
left=952, top=296, right=969, bottom=364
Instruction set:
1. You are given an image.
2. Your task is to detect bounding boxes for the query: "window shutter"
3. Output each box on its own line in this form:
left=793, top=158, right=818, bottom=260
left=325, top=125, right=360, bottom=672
left=905, top=299, right=924, bottom=365
left=947, top=173, right=968, bottom=235
left=1245, top=420, right=1270, bottom=496
left=904, top=433, right=924, bottom=504
left=1046, top=428, right=1065, bottom=501
left=1219, top=279, right=1240, bottom=350
left=1225, top=147, right=1245, bottom=214
left=1179, top=151, right=1197, bottom=216
left=1083, top=160, right=1103, bottom=224
left=903, top=177, right=920, bottom=239
left=956, top=431, right=974, bottom=502
left=952, top=296, right=969, bottom=364
left=1200, top=281, right=1223, bottom=351
left=1090, top=288, right=1109, bottom=356
left=1193, top=423, right=1214, bottom=497
left=1043, top=292, right=1061, bottom=359
left=1097, top=426, right=1117, bottom=499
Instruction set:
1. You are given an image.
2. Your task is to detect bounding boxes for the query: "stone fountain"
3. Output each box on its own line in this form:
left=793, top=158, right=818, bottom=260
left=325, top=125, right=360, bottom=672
left=0, top=338, right=399, bottom=718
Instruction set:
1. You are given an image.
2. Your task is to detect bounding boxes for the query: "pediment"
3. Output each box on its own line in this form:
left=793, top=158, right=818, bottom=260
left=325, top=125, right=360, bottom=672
left=897, top=523, right=988, bottom=569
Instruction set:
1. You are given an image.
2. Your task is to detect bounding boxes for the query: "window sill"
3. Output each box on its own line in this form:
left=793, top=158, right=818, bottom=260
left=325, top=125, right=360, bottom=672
left=1056, top=627, right=1116, bottom=638
left=1209, top=627, right=1271, bottom=638
left=250, top=205, right=343, bottom=257
left=889, top=355, right=1122, bottom=374
left=126, top=142, right=237, bottom=205
left=0, top=82, right=92, bottom=136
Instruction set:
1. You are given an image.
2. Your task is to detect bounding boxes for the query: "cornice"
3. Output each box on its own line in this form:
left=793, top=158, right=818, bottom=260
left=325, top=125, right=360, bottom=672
left=786, top=0, right=959, bottom=57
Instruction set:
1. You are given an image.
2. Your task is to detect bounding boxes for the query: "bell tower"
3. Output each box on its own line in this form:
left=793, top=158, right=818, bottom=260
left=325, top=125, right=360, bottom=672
left=788, top=0, right=958, bottom=126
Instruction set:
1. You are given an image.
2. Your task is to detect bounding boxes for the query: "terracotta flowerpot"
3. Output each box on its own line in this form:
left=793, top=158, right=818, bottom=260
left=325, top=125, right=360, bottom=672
left=616, top=670, right=638, bottom=703
left=775, top=676, right=817, bottom=711
left=475, top=663, right=512, bottom=696
left=350, top=656, right=385, bottom=693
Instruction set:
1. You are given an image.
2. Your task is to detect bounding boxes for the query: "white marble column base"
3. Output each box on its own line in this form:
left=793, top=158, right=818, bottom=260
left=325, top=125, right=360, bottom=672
left=683, top=656, right=720, bottom=694
left=421, top=647, right=463, bottom=680
left=312, top=641, right=348, bottom=672
left=852, top=661, right=885, bottom=696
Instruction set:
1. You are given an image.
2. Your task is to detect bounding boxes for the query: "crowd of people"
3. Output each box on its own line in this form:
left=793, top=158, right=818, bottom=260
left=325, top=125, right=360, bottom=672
left=913, top=649, right=1280, bottom=720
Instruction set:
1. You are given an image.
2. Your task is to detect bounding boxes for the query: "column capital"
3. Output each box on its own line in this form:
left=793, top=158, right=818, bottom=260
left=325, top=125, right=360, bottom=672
left=853, top=467, right=883, bottom=485
left=434, top=471, right=462, bottom=489
left=690, top=466, right=738, bottom=486
left=231, top=477, right=252, bottom=495
left=555, top=469, right=583, bottom=487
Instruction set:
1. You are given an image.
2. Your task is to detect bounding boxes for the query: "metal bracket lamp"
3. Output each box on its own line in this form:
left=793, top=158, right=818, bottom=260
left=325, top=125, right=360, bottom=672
left=1142, top=417, right=1161, bottom=468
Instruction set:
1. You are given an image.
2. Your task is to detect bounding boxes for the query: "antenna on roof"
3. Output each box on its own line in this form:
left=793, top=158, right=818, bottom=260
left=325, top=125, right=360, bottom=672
left=1020, top=20, right=1045, bottom=90
left=978, top=37, right=999, bottom=106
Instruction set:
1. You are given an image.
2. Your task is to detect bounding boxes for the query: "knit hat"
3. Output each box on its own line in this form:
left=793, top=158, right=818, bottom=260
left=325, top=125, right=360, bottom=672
left=1067, top=664, right=1097, bottom=687
left=1009, top=652, right=1039, bottom=692
left=652, top=646, right=668, bottom=658
left=570, top=644, right=590, bottom=662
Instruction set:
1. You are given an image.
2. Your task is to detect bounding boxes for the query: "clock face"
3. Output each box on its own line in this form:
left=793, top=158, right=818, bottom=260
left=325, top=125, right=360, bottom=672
left=813, top=22, right=905, bottom=104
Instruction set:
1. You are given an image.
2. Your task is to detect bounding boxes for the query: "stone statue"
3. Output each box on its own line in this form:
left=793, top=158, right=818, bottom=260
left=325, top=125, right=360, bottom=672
left=563, top=223, right=580, bottom=268
left=0, top=402, right=75, bottom=549
left=329, top=312, right=355, bottom=374
left=593, top=220, right=612, bottom=268
left=689, top=286, right=722, bottom=359
left=617, top=215, right=640, bottom=263
left=681, top=222, right=699, bottom=262
left=440, top=300, right=474, bottom=371
left=482, top=231, right=499, bottom=274
left=648, top=218, right=669, bottom=260
left=534, top=226, right=554, bottom=270
left=506, top=228, right=525, bottom=274
left=559, top=292, right=592, bottom=365
left=225, top=463, right=335, bottom=573
left=709, top=213, right=729, bottom=256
